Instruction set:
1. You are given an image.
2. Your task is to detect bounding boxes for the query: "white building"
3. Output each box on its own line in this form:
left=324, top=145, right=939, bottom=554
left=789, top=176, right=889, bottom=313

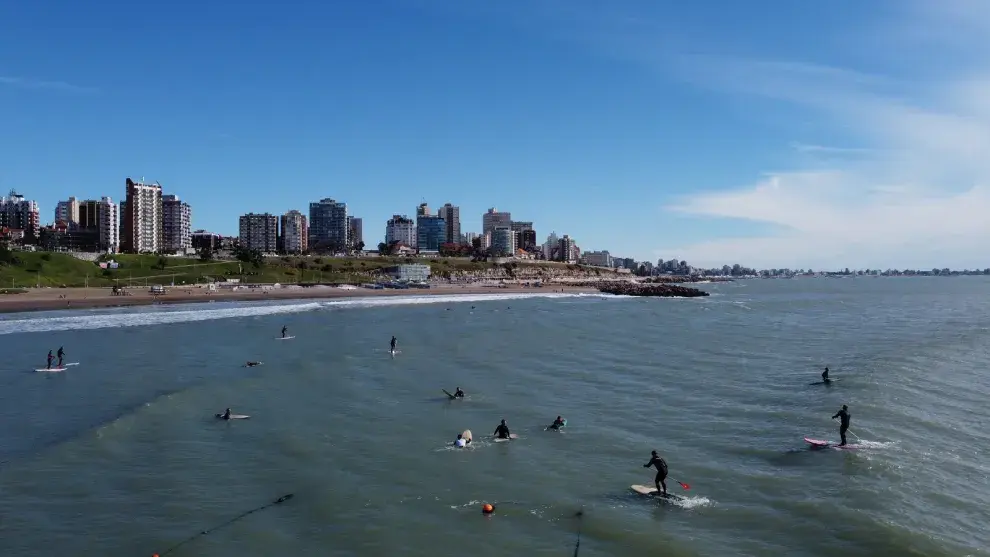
left=543, top=232, right=559, bottom=260
left=121, top=178, right=163, bottom=253
left=280, top=210, right=308, bottom=253
left=482, top=207, right=511, bottom=236
left=55, top=197, right=80, bottom=226
left=0, top=190, right=41, bottom=240
left=582, top=250, right=612, bottom=268
left=239, top=213, right=278, bottom=253
left=385, top=214, right=416, bottom=248
left=162, top=194, right=192, bottom=253
left=491, top=226, right=516, bottom=256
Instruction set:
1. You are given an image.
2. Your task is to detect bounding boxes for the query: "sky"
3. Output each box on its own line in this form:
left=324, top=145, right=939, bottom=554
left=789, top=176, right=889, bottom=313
left=1, top=0, right=988, bottom=270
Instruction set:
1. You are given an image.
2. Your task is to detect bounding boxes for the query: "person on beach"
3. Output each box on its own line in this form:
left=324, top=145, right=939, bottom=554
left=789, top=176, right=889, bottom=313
left=390, top=336, right=397, bottom=353
left=454, top=387, right=464, bottom=398
left=643, top=450, right=669, bottom=496
left=822, top=366, right=830, bottom=383
left=57, top=346, right=65, bottom=367
left=547, top=416, right=566, bottom=430
left=832, top=405, right=851, bottom=446
left=493, top=419, right=511, bottom=439
left=46, top=350, right=54, bottom=370
left=281, top=326, right=288, bottom=339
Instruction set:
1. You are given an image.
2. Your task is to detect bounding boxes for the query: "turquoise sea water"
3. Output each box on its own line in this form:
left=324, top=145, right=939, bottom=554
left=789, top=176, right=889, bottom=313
left=1, top=278, right=988, bottom=556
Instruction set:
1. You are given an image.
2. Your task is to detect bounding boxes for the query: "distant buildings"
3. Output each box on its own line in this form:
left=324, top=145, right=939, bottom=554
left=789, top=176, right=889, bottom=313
left=347, top=216, right=363, bottom=249
left=583, top=250, right=612, bottom=268
left=0, top=190, right=40, bottom=242
left=416, top=214, right=446, bottom=253
left=120, top=178, right=163, bottom=253
left=438, top=203, right=461, bottom=245
left=309, top=198, right=348, bottom=251
left=558, top=234, right=579, bottom=263
left=491, top=226, right=516, bottom=256
left=55, top=197, right=80, bottom=226
left=191, top=230, right=222, bottom=252
left=239, top=212, right=278, bottom=253
left=543, top=232, right=559, bottom=260
left=482, top=207, right=511, bottom=236
left=385, top=214, right=416, bottom=248
left=511, top=221, right=536, bottom=252
left=162, top=194, right=192, bottom=253
left=280, top=210, right=308, bottom=254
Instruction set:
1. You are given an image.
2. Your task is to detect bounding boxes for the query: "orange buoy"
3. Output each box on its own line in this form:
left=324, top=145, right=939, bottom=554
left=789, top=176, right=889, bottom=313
left=482, top=503, right=494, bottom=514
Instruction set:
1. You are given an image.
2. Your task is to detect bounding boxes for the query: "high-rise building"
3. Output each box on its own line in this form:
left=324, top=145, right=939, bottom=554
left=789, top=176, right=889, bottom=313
left=491, top=226, right=516, bottom=256
left=438, top=203, right=461, bottom=245
left=238, top=213, right=278, bottom=253
left=385, top=215, right=416, bottom=248
left=308, top=198, right=348, bottom=251
left=416, top=215, right=446, bottom=253
left=120, top=178, right=163, bottom=253
left=583, top=250, right=612, bottom=268
left=482, top=207, right=511, bottom=236
left=78, top=197, right=119, bottom=253
left=162, top=194, right=192, bottom=253
left=55, top=197, right=80, bottom=226
left=543, top=232, right=559, bottom=260
left=347, top=216, right=363, bottom=248
left=557, top=235, right=578, bottom=263
left=416, top=203, right=431, bottom=217
left=0, top=190, right=40, bottom=241
left=517, top=229, right=537, bottom=252
left=280, top=210, right=308, bottom=254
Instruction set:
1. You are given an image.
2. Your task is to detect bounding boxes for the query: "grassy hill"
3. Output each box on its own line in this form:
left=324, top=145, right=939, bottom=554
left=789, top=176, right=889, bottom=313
left=0, top=250, right=595, bottom=289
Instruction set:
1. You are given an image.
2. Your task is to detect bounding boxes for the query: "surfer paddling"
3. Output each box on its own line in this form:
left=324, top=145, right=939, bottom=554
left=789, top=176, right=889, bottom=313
left=454, top=433, right=471, bottom=447
left=832, top=405, right=851, bottom=446
left=643, top=450, right=669, bottom=497
left=454, top=387, right=464, bottom=398
left=547, top=416, right=566, bottom=431
left=493, top=419, right=511, bottom=439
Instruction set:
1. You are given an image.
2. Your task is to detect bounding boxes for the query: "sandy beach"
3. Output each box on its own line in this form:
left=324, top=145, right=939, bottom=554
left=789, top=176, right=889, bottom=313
left=0, top=283, right=598, bottom=314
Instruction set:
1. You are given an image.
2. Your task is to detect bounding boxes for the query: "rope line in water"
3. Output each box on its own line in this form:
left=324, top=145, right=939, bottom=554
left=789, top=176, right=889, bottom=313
left=154, top=493, right=294, bottom=556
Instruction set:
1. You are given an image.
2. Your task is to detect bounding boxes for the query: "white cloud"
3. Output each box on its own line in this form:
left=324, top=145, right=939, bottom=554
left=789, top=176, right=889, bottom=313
left=0, top=76, right=96, bottom=93
left=654, top=2, right=990, bottom=269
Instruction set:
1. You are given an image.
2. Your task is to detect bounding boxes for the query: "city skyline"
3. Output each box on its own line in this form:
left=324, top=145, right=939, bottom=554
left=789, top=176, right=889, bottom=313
left=2, top=2, right=989, bottom=269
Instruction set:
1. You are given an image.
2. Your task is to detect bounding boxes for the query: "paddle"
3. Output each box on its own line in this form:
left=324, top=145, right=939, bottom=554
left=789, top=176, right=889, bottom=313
left=672, top=479, right=691, bottom=491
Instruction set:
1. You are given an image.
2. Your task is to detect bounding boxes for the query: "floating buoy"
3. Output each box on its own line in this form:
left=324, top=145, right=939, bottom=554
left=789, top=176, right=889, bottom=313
left=482, top=503, right=494, bottom=514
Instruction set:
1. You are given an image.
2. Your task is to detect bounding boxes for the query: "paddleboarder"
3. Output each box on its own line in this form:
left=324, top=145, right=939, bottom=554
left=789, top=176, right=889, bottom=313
left=493, top=419, right=511, bottom=439
left=57, top=346, right=65, bottom=367
left=390, top=336, right=397, bottom=353
left=832, top=404, right=851, bottom=446
left=822, top=366, right=830, bottom=383
left=46, top=350, right=54, bottom=370
left=281, top=326, right=288, bottom=339
left=643, top=450, right=669, bottom=496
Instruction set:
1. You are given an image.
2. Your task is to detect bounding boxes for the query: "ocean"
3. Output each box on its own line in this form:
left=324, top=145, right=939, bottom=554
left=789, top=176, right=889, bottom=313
left=0, top=278, right=988, bottom=557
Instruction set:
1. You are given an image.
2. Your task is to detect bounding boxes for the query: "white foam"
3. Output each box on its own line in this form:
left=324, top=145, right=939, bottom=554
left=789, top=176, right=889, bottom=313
left=0, top=292, right=613, bottom=335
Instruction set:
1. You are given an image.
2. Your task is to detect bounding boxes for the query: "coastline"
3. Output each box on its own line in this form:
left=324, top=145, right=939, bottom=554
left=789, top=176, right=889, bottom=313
left=0, top=284, right=599, bottom=314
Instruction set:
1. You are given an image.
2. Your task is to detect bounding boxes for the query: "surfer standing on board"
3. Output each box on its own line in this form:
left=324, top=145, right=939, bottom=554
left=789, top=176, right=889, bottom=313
left=493, top=419, right=511, bottom=439
left=390, top=336, right=397, bottom=353
left=57, top=347, right=65, bottom=367
left=643, top=450, right=669, bottom=496
left=281, top=326, right=288, bottom=339
left=832, top=405, right=851, bottom=446
left=822, top=367, right=830, bottom=383
left=46, top=350, right=54, bottom=370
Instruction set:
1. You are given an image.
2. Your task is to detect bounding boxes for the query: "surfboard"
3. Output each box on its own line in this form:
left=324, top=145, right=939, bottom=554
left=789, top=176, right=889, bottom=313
left=65, top=362, right=81, bottom=366
left=630, top=485, right=684, bottom=500
left=441, top=389, right=460, bottom=400
left=36, top=367, right=67, bottom=373
left=462, top=429, right=472, bottom=442
left=493, top=434, right=519, bottom=442
left=545, top=419, right=568, bottom=431
left=804, top=437, right=858, bottom=450
left=216, top=414, right=251, bottom=420
left=277, top=336, right=296, bottom=340
left=809, top=378, right=841, bottom=385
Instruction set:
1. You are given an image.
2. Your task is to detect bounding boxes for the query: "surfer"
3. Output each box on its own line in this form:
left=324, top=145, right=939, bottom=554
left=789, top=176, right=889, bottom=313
left=832, top=404, right=851, bottom=446
left=493, top=419, right=511, bottom=439
left=57, top=346, right=65, bottom=367
left=281, top=326, right=287, bottom=339
left=547, top=416, right=566, bottom=430
left=221, top=408, right=232, bottom=420
left=454, top=433, right=469, bottom=448
left=822, top=366, right=830, bottom=383
left=46, top=350, right=54, bottom=370
left=454, top=387, right=464, bottom=398
left=245, top=361, right=261, bottom=367
left=390, top=336, right=397, bottom=353
left=643, top=450, right=669, bottom=496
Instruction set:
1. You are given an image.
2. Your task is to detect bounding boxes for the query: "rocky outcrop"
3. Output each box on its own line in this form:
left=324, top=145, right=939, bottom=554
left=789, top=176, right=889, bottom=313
left=596, top=281, right=709, bottom=298
left=643, top=276, right=732, bottom=284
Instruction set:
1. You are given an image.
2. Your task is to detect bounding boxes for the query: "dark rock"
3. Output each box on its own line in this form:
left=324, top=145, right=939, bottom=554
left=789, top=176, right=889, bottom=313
left=596, top=281, right=709, bottom=298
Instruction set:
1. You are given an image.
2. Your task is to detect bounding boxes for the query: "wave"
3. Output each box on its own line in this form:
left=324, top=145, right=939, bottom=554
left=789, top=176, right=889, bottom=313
left=0, top=292, right=615, bottom=335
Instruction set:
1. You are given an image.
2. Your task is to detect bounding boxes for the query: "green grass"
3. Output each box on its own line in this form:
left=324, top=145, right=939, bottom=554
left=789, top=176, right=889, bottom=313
left=0, top=251, right=604, bottom=288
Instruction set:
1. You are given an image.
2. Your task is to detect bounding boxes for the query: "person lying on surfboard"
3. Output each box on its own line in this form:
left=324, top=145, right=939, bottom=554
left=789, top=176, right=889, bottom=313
left=643, top=450, right=669, bottom=497
left=454, top=387, right=464, bottom=398
left=454, top=433, right=471, bottom=447
left=245, top=361, right=261, bottom=367
left=832, top=404, right=851, bottom=446
left=493, top=419, right=511, bottom=439
left=822, top=367, right=830, bottom=383
left=547, top=416, right=566, bottom=430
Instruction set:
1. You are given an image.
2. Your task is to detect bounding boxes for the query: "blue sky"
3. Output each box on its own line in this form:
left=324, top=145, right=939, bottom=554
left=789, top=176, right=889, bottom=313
left=2, top=0, right=988, bottom=269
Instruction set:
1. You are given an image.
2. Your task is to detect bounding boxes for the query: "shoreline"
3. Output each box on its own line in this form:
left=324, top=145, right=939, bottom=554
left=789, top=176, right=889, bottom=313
left=0, top=284, right=600, bottom=314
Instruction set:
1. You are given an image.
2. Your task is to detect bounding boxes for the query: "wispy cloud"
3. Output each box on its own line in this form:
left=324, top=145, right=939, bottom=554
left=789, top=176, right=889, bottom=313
left=0, top=76, right=97, bottom=94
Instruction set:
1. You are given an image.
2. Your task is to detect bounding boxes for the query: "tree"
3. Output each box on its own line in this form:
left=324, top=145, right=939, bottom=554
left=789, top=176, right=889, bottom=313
left=355, top=241, right=365, bottom=252
left=157, top=257, right=168, bottom=270
left=199, top=245, right=214, bottom=261
left=378, top=242, right=388, bottom=255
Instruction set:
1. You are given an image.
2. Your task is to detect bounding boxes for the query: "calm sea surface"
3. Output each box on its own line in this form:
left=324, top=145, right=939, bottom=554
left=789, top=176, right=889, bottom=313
left=1, top=278, right=988, bottom=557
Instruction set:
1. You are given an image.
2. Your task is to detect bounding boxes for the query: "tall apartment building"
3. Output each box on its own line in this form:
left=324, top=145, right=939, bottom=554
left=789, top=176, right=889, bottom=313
left=280, top=210, right=308, bottom=254
left=55, top=197, right=80, bottom=226
left=510, top=221, right=535, bottom=252
left=543, top=231, right=560, bottom=260
left=0, top=190, right=40, bottom=241
left=162, top=194, right=192, bottom=253
left=482, top=207, right=511, bottom=236
left=78, top=197, right=119, bottom=253
left=416, top=203, right=431, bottom=217
left=583, top=250, right=612, bottom=268
left=385, top=214, right=416, bottom=248
left=491, top=226, right=516, bottom=256
left=238, top=213, right=278, bottom=253
left=557, top=235, right=579, bottom=263
left=438, top=203, right=461, bottom=245
left=347, top=216, right=363, bottom=248
left=416, top=215, right=446, bottom=253
left=120, top=178, right=163, bottom=253
left=308, top=198, right=348, bottom=251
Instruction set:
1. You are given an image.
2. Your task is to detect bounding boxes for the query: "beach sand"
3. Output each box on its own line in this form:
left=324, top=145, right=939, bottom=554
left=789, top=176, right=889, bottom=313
left=0, top=283, right=598, bottom=314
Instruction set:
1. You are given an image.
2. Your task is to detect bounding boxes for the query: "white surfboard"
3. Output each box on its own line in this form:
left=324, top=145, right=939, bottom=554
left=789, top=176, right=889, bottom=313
left=462, top=429, right=473, bottom=442
left=216, top=413, right=250, bottom=420
left=630, top=485, right=683, bottom=500
left=36, top=367, right=67, bottom=373
left=277, top=336, right=296, bottom=340
left=493, top=434, right=519, bottom=442
left=65, top=362, right=81, bottom=366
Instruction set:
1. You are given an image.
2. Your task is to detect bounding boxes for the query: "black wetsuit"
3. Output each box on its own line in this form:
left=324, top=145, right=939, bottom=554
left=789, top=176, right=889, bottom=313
left=832, top=408, right=851, bottom=445
left=644, top=455, right=668, bottom=495
left=222, top=410, right=231, bottom=420
left=549, top=418, right=565, bottom=430
left=494, top=423, right=511, bottom=439
left=822, top=368, right=829, bottom=382
left=455, top=389, right=464, bottom=398
left=57, top=347, right=65, bottom=367
left=281, top=327, right=287, bottom=338
left=390, top=337, right=396, bottom=351
left=47, top=351, right=54, bottom=369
